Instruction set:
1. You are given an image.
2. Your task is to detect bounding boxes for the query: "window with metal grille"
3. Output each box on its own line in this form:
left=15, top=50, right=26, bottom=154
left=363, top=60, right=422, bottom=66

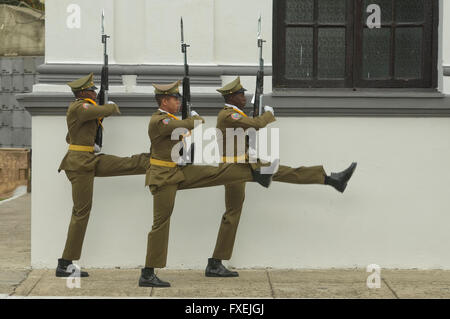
left=273, top=0, right=438, bottom=89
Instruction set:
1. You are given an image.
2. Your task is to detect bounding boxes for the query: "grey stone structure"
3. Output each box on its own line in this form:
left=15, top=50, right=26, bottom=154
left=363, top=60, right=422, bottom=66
left=1, top=56, right=44, bottom=148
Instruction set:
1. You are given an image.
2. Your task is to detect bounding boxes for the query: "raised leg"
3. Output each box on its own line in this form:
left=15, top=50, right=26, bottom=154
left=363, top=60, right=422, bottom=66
left=273, top=164, right=326, bottom=184
left=94, top=153, right=150, bottom=177
left=178, top=163, right=253, bottom=190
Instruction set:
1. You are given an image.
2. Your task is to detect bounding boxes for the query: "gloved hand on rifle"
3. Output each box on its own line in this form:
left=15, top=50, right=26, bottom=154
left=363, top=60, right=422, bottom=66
left=264, top=105, right=274, bottom=115
left=190, top=110, right=205, bottom=124
left=105, top=101, right=121, bottom=115
left=94, top=144, right=101, bottom=153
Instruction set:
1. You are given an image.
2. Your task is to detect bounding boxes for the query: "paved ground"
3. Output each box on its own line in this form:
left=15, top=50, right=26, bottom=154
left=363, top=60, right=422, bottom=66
left=2, top=194, right=450, bottom=299
left=7, top=268, right=450, bottom=298
left=0, top=193, right=31, bottom=296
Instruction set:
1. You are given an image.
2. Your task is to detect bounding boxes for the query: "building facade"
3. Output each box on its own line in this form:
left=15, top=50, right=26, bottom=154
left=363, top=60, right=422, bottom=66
left=0, top=4, right=44, bottom=148
left=17, top=0, right=450, bottom=269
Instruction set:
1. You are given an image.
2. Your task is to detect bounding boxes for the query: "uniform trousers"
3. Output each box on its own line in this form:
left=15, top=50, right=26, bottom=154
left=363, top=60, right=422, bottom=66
left=145, top=163, right=256, bottom=268
left=212, top=165, right=326, bottom=260
left=62, top=153, right=150, bottom=260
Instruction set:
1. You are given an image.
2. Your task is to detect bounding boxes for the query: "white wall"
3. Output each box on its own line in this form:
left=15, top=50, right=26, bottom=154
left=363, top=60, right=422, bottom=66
left=46, top=0, right=114, bottom=64
left=45, top=0, right=272, bottom=65
left=32, top=115, right=450, bottom=269
left=213, top=0, right=272, bottom=65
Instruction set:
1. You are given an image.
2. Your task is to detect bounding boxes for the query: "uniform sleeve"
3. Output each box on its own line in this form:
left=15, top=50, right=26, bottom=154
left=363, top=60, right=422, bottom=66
left=76, top=102, right=121, bottom=122
left=157, top=115, right=204, bottom=136
left=223, top=111, right=276, bottom=130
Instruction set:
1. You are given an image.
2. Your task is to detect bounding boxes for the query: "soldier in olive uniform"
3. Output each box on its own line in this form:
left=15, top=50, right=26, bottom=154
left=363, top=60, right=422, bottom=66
left=207, top=77, right=357, bottom=277
left=56, top=73, right=151, bottom=277
left=139, top=80, right=277, bottom=288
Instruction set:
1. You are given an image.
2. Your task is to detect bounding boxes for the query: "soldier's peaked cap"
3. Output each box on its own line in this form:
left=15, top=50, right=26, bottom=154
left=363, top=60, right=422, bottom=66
left=67, top=73, right=98, bottom=92
left=153, top=80, right=182, bottom=97
left=216, top=76, right=247, bottom=96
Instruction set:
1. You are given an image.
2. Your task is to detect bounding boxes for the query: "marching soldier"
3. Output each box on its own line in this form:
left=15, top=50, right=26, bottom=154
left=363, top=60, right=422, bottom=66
left=139, top=80, right=277, bottom=288
left=206, top=77, right=357, bottom=277
left=56, top=73, right=151, bottom=277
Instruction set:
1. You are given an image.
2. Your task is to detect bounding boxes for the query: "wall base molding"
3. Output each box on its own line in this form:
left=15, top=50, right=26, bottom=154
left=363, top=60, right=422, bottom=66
left=16, top=92, right=450, bottom=117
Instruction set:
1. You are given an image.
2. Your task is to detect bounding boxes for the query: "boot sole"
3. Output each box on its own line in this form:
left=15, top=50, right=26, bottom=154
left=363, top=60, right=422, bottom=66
left=138, top=280, right=170, bottom=288
left=339, top=163, right=357, bottom=193
left=337, top=182, right=347, bottom=193
left=205, top=273, right=239, bottom=277
left=55, top=270, right=89, bottom=278
left=345, top=162, right=357, bottom=181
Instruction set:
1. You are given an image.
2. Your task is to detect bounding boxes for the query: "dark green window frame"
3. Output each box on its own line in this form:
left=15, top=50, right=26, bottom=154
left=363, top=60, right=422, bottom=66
left=273, top=0, right=439, bottom=89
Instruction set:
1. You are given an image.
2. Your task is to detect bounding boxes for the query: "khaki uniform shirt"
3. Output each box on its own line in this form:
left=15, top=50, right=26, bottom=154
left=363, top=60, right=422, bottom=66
left=145, top=110, right=204, bottom=188
left=216, top=105, right=276, bottom=160
left=58, top=99, right=120, bottom=172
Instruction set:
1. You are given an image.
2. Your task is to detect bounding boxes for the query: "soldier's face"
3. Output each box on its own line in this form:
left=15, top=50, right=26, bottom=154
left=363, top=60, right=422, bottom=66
left=77, top=90, right=97, bottom=100
left=86, top=90, right=97, bottom=100
left=232, top=93, right=247, bottom=109
left=162, top=96, right=181, bottom=114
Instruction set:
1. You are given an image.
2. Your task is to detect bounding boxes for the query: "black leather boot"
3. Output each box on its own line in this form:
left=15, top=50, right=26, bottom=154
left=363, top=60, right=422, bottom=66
left=55, top=258, right=89, bottom=277
left=325, top=162, right=357, bottom=193
left=251, top=159, right=280, bottom=188
left=205, top=258, right=239, bottom=277
left=138, top=268, right=170, bottom=288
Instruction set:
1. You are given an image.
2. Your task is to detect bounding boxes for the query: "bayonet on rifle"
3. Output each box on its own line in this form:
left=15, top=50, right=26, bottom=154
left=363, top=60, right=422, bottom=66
left=180, top=17, right=194, bottom=163
left=180, top=17, right=191, bottom=120
left=95, top=9, right=110, bottom=149
left=99, top=9, right=110, bottom=105
left=253, top=15, right=266, bottom=118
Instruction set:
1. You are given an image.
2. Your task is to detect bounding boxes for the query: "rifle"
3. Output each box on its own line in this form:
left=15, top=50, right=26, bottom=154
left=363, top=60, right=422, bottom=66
left=252, top=15, right=266, bottom=118
left=180, top=17, right=194, bottom=163
left=180, top=17, right=191, bottom=120
left=95, top=9, right=110, bottom=149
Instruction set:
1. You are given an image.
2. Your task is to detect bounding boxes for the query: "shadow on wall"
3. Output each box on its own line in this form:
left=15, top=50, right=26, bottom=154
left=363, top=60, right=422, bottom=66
left=0, top=4, right=44, bottom=56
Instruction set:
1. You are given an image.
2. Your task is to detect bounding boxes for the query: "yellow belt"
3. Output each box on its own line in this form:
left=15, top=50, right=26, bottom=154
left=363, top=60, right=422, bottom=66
left=221, top=154, right=247, bottom=163
left=150, top=158, right=177, bottom=168
left=69, top=144, right=94, bottom=152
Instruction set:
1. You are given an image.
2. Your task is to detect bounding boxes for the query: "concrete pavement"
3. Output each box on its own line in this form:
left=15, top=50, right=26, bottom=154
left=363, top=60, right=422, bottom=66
left=0, top=193, right=31, bottom=296
left=7, top=268, right=450, bottom=298
left=2, top=193, right=450, bottom=298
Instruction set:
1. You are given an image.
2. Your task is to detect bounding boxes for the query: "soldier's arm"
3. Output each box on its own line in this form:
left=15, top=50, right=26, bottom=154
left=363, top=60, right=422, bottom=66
left=76, top=102, right=121, bottom=122
left=224, top=111, right=276, bottom=130
left=157, top=115, right=204, bottom=136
